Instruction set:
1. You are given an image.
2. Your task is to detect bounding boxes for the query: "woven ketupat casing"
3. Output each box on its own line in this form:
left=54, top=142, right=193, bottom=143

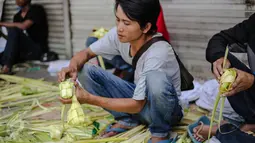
left=219, top=68, right=237, bottom=93
left=67, top=95, right=85, bottom=126
left=59, top=79, right=74, bottom=99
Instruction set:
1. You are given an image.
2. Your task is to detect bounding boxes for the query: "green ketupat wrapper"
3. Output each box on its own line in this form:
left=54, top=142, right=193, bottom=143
left=59, top=79, right=74, bottom=99
left=219, top=68, right=237, bottom=94
left=59, top=79, right=88, bottom=126
left=208, top=68, right=237, bottom=140
left=67, top=95, right=86, bottom=126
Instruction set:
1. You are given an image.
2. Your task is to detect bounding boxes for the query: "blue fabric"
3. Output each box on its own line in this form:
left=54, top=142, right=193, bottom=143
left=78, top=64, right=183, bottom=138
left=216, top=123, right=255, bottom=143
left=105, top=124, right=128, bottom=133
left=86, top=37, right=98, bottom=48
left=148, top=139, right=172, bottom=143
left=187, top=116, right=210, bottom=143
left=85, top=36, right=133, bottom=72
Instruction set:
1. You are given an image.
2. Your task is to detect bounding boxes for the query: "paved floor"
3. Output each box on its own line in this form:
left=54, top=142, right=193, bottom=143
left=12, top=64, right=58, bottom=82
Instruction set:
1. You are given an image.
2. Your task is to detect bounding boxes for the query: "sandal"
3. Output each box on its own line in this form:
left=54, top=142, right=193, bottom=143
left=187, top=116, right=210, bottom=143
left=100, top=123, right=129, bottom=138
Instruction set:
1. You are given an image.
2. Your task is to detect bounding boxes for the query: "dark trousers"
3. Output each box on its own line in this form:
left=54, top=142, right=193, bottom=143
left=227, top=53, right=255, bottom=123
left=216, top=124, right=255, bottom=143
left=0, top=27, right=42, bottom=68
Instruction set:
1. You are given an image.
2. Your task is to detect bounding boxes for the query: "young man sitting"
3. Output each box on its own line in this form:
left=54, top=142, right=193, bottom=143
left=58, top=0, right=183, bottom=143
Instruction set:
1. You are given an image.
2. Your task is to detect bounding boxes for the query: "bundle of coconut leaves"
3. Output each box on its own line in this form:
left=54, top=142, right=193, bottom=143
left=0, top=74, right=205, bottom=143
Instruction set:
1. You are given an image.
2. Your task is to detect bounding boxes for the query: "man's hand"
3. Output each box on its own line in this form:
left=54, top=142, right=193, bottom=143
left=213, top=57, right=231, bottom=80
left=59, top=85, right=91, bottom=104
left=58, top=66, right=78, bottom=82
left=225, top=68, right=255, bottom=96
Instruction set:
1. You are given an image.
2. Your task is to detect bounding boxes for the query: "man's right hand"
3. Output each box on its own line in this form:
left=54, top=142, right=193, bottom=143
left=213, top=57, right=231, bottom=80
left=57, top=48, right=96, bottom=82
left=58, top=67, right=78, bottom=82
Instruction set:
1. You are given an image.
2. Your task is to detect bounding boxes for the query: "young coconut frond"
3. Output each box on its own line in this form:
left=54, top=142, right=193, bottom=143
left=208, top=47, right=237, bottom=141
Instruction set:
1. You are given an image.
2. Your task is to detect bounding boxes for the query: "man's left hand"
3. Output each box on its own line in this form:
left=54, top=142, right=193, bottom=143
left=225, top=68, right=254, bottom=96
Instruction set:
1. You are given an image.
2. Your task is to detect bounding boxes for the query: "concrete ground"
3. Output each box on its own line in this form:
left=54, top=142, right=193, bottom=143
left=13, top=64, right=58, bottom=82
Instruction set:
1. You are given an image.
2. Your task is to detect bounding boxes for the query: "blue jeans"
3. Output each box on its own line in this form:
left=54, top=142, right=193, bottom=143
left=0, top=27, right=42, bottom=68
left=216, top=123, right=255, bottom=143
left=78, top=64, right=183, bottom=138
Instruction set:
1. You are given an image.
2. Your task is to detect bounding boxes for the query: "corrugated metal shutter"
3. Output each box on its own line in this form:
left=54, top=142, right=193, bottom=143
left=2, top=0, right=71, bottom=59
left=70, top=0, right=115, bottom=54
left=161, top=0, right=254, bottom=78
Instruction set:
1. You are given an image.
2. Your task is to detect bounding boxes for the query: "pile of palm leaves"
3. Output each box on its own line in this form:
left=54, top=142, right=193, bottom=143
left=0, top=74, right=206, bottom=143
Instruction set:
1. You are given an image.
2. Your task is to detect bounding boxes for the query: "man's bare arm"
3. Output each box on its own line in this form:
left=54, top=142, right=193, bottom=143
left=87, top=95, right=146, bottom=114
left=0, top=20, right=33, bottom=30
left=69, top=48, right=97, bottom=71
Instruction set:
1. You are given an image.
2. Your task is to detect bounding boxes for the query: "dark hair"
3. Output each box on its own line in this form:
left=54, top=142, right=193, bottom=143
left=115, top=0, right=160, bottom=35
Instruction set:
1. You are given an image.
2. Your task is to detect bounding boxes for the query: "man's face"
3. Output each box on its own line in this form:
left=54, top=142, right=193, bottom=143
left=115, top=5, right=144, bottom=43
left=16, top=0, right=28, bottom=7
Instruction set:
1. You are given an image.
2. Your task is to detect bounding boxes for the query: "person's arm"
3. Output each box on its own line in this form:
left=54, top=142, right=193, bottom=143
left=206, top=14, right=255, bottom=64
left=58, top=48, right=96, bottom=82
left=69, top=49, right=148, bottom=114
left=69, top=48, right=97, bottom=71
left=61, top=44, right=179, bottom=113
left=59, top=27, right=120, bottom=82
left=74, top=27, right=120, bottom=70
left=1, top=10, right=34, bottom=30
left=60, top=86, right=146, bottom=114
left=205, top=14, right=255, bottom=95
left=90, top=54, right=178, bottom=113
left=0, top=20, right=33, bottom=30
left=86, top=57, right=170, bottom=114
left=225, top=68, right=255, bottom=96
left=86, top=94, right=146, bottom=114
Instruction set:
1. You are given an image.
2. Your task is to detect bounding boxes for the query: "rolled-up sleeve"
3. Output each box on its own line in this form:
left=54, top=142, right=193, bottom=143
left=90, top=27, right=120, bottom=60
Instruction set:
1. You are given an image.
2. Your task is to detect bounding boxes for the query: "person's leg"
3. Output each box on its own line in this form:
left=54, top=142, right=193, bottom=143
left=138, top=71, right=183, bottom=142
left=0, top=27, right=22, bottom=70
left=78, top=64, right=139, bottom=129
left=216, top=123, right=255, bottom=143
left=0, top=27, right=42, bottom=73
left=85, top=37, right=98, bottom=48
left=18, top=31, right=42, bottom=61
left=193, top=120, right=228, bottom=142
